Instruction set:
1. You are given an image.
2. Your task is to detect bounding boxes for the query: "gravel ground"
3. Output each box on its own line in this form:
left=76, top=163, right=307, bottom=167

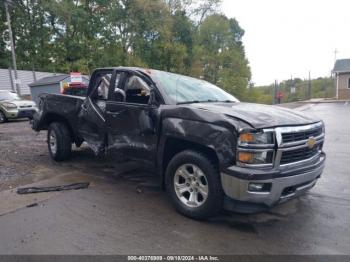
left=0, top=120, right=49, bottom=189
left=0, top=120, right=150, bottom=191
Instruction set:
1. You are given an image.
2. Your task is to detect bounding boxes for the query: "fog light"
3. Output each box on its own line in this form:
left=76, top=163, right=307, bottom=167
left=248, top=182, right=271, bottom=192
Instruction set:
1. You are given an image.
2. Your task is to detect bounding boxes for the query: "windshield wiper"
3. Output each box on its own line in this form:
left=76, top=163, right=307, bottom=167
left=177, top=100, right=201, bottom=105
left=221, top=100, right=236, bottom=103
left=177, top=99, right=236, bottom=105
left=177, top=99, right=219, bottom=105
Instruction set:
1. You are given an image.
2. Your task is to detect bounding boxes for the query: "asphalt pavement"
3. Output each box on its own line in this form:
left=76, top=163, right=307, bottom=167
left=0, top=102, right=349, bottom=255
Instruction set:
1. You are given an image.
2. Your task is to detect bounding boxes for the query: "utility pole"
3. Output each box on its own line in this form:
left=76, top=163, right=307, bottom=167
left=273, top=80, right=278, bottom=104
left=308, top=71, right=312, bottom=100
left=333, top=49, right=339, bottom=99
left=290, top=75, right=296, bottom=95
left=334, top=48, right=338, bottom=63
left=8, top=67, right=14, bottom=91
left=5, top=0, right=21, bottom=96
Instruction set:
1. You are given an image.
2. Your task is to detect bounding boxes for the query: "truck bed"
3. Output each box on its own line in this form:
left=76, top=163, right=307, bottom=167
left=32, top=93, right=85, bottom=132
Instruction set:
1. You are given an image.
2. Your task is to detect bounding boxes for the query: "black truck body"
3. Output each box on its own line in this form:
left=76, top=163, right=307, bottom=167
left=32, top=67, right=326, bottom=219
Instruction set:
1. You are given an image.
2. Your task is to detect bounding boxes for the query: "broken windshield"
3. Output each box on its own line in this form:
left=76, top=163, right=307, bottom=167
left=152, top=71, right=239, bottom=104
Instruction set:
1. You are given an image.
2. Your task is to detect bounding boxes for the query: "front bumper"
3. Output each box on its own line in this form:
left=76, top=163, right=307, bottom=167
left=221, top=153, right=326, bottom=213
left=3, top=108, right=37, bottom=119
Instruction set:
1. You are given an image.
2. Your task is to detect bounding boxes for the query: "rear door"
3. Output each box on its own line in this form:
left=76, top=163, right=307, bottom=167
left=78, top=70, right=114, bottom=154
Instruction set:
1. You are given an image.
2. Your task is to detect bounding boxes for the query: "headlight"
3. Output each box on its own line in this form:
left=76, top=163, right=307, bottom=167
left=2, top=102, right=17, bottom=109
left=238, top=131, right=274, bottom=146
left=237, top=150, right=274, bottom=165
left=237, top=131, right=275, bottom=166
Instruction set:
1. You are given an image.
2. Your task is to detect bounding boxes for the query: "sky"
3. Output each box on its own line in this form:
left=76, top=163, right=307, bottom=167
left=222, top=0, right=350, bottom=86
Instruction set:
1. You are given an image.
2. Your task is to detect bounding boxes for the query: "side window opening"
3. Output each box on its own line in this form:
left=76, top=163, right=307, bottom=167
left=110, top=73, right=125, bottom=102
left=97, top=74, right=112, bottom=100
left=124, top=75, right=150, bottom=105
left=114, top=74, right=122, bottom=92
left=348, top=78, right=350, bottom=89
left=90, top=72, right=112, bottom=113
left=91, top=72, right=112, bottom=101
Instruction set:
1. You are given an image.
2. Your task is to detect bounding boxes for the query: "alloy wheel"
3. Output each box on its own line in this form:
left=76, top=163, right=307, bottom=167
left=0, top=111, right=5, bottom=123
left=174, top=164, right=209, bottom=208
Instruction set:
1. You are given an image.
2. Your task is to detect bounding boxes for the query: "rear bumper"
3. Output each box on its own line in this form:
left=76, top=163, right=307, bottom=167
left=221, top=153, right=325, bottom=213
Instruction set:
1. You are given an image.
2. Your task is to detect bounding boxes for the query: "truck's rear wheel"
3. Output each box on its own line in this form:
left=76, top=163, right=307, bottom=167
left=48, top=122, right=72, bottom=161
left=165, top=150, right=223, bottom=220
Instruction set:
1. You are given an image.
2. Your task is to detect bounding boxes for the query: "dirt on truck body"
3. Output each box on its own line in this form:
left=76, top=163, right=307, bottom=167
left=32, top=67, right=326, bottom=219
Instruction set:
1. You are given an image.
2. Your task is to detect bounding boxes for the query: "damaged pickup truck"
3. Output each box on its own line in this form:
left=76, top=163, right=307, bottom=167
left=32, top=67, right=326, bottom=219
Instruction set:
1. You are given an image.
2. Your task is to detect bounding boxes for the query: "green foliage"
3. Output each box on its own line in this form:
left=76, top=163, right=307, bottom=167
left=0, top=0, right=251, bottom=100
left=192, top=14, right=250, bottom=99
left=253, top=77, right=335, bottom=104
left=0, top=3, right=10, bottom=68
left=1, top=0, right=335, bottom=104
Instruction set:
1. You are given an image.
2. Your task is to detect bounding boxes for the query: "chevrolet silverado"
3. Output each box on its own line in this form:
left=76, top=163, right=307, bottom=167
left=31, top=67, right=326, bottom=219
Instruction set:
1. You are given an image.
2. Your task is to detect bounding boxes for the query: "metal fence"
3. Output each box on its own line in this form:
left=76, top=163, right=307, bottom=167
left=0, top=68, right=61, bottom=95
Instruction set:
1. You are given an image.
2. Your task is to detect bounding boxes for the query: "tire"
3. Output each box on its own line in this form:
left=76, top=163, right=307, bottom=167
left=0, top=111, right=7, bottom=123
left=47, top=122, right=72, bottom=161
left=165, top=150, right=223, bottom=220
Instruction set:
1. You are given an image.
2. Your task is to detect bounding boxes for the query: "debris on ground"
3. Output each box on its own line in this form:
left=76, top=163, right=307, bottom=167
left=136, top=181, right=161, bottom=194
left=26, top=203, right=38, bottom=208
left=17, top=182, right=90, bottom=194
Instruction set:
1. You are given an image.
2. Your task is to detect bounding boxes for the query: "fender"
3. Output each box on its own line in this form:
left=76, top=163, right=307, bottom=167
left=157, top=117, right=239, bottom=179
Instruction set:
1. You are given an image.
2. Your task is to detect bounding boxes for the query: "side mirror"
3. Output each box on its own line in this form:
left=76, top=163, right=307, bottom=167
left=114, top=88, right=126, bottom=102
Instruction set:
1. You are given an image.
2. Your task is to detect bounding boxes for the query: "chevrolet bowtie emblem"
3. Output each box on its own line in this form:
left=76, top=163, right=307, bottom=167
left=307, top=137, right=317, bottom=149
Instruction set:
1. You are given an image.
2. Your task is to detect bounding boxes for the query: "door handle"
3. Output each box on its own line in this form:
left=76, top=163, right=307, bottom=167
left=106, top=110, right=126, bottom=117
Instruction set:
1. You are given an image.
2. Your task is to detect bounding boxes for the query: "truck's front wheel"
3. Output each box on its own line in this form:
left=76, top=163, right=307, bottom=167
left=48, top=122, right=72, bottom=161
left=165, top=150, right=223, bottom=220
left=0, top=111, right=7, bottom=123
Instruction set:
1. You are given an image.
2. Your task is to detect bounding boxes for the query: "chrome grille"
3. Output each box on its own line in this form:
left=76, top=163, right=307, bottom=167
left=280, top=145, right=320, bottom=165
left=272, top=122, right=324, bottom=167
left=282, top=126, right=322, bottom=143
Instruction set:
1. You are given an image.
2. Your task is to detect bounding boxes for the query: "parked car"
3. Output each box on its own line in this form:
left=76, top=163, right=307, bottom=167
left=31, top=67, right=326, bottom=219
left=61, top=82, right=88, bottom=96
left=0, top=90, right=37, bottom=123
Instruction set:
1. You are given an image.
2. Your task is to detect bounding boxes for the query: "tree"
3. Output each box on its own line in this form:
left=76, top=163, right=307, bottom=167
left=0, top=1, right=10, bottom=68
left=193, top=14, right=251, bottom=100
left=0, top=0, right=253, bottom=102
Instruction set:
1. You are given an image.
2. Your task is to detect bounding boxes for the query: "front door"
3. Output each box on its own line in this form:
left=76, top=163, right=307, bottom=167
left=105, top=72, right=158, bottom=163
left=78, top=70, right=113, bottom=154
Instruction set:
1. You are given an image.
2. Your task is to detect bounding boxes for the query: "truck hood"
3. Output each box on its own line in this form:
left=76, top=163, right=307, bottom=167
left=190, top=102, right=320, bottom=129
